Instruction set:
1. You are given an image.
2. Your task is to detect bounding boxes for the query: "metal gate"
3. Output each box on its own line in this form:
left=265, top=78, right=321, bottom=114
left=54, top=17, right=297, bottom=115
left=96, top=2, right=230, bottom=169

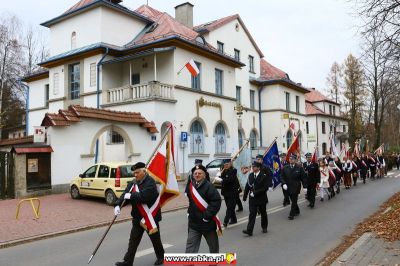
left=0, top=152, right=14, bottom=199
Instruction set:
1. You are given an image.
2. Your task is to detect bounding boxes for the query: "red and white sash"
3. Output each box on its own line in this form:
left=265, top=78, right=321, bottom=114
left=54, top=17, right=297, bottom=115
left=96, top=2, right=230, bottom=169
left=361, top=160, right=368, bottom=167
left=328, top=169, right=336, bottom=179
left=130, top=184, right=160, bottom=235
left=352, top=161, right=358, bottom=169
left=189, top=182, right=223, bottom=236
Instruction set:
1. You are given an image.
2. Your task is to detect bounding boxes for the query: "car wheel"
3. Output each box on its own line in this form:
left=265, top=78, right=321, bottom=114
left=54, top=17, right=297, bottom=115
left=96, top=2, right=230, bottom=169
left=70, top=185, right=81, bottom=199
left=105, top=190, right=117, bottom=206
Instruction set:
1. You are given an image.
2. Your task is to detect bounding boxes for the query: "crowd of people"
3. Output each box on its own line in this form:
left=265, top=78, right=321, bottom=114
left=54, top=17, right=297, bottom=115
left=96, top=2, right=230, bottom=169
left=110, top=150, right=399, bottom=266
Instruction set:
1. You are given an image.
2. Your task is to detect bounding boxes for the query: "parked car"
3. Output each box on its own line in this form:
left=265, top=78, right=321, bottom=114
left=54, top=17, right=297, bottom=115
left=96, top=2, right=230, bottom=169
left=70, top=162, right=134, bottom=205
left=206, top=158, right=231, bottom=188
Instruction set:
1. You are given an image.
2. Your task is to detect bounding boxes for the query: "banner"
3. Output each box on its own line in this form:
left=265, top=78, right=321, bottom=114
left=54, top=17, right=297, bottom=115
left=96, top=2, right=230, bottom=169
left=263, top=141, right=281, bottom=188
left=232, top=145, right=252, bottom=189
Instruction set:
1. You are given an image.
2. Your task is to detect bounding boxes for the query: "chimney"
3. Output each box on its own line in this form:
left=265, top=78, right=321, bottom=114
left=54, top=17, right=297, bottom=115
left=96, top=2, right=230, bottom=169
left=175, top=2, right=194, bottom=28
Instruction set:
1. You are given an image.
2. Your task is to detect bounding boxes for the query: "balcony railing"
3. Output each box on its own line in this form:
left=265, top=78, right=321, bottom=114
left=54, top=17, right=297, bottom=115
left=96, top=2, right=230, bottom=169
left=105, top=81, right=175, bottom=104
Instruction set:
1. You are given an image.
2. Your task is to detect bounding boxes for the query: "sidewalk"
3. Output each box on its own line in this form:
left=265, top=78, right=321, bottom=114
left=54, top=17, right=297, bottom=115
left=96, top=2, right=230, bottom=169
left=332, top=232, right=400, bottom=266
left=0, top=182, right=188, bottom=248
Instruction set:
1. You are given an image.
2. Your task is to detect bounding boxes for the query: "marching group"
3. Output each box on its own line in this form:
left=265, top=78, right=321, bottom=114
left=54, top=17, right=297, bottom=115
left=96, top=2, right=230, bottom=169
left=111, top=151, right=399, bottom=266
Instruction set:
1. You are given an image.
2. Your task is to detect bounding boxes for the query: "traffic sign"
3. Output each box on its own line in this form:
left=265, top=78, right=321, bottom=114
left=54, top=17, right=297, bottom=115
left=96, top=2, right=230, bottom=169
left=181, top=132, right=188, bottom=142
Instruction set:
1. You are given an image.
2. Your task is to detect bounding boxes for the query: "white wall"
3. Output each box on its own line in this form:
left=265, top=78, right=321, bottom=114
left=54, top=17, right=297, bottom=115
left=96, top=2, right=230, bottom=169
left=29, top=79, right=49, bottom=109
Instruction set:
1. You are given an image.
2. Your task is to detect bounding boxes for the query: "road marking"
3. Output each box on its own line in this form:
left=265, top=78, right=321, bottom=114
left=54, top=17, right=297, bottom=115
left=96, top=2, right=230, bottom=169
left=136, top=244, right=173, bottom=258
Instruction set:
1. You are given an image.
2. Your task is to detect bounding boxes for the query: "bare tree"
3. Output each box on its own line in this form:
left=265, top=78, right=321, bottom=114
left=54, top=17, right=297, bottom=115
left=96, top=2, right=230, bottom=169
left=326, top=61, right=343, bottom=104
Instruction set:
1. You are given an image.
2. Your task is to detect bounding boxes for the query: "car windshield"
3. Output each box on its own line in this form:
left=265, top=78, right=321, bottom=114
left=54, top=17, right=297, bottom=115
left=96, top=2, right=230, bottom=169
left=207, top=160, right=223, bottom=168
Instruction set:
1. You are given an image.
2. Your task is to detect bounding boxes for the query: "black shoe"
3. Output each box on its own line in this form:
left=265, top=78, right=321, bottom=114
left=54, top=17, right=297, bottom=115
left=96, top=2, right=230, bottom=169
left=262, top=228, right=268, bottom=233
left=242, top=230, right=253, bottom=236
left=288, top=216, right=294, bottom=220
left=229, top=221, right=237, bottom=225
left=236, top=209, right=243, bottom=212
left=115, top=261, right=132, bottom=266
left=223, top=223, right=228, bottom=228
left=309, top=204, right=314, bottom=208
left=320, top=198, right=324, bottom=202
left=154, top=258, right=164, bottom=265
left=294, top=212, right=300, bottom=216
left=307, top=203, right=311, bottom=207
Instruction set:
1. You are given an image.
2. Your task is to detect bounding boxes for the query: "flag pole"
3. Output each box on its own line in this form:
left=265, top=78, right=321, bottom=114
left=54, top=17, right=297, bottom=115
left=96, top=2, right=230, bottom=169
left=231, top=139, right=250, bottom=162
left=177, top=64, right=186, bottom=75
left=88, top=125, right=173, bottom=264
left=263, top=137, right=278, bottom=157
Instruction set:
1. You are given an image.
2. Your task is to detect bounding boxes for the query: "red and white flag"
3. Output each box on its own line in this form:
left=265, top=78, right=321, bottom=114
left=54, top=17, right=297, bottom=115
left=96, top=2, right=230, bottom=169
left=184, top=59, right=200, bottom=77
left=147, top=124, right=180, bottom=207
left=311, top=146, right=318, bottom=163
left=285, top=134, right=300, bottom=162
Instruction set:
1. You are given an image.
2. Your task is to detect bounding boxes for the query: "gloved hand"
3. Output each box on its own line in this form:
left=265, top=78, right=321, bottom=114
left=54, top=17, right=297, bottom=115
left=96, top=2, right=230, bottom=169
left=124, top=193, right=131, bottom=200
left=303, top=188, right=308, bottom=193
left=283, top=184, right=288, bottom=190
left=114, top=206, right=121, bottom=216
left=202, top=218, right=209, bottom=222
left=216, top=171, right=221, bottom=177
left=250, top=191, right=254, bottom=197
left=214, top=176, right=223, bottom=183
left=268, top=187, right=273, bottom=192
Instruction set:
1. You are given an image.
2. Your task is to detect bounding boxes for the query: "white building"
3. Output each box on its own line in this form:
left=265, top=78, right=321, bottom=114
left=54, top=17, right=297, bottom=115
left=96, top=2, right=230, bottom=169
left=21, top=0, right=343, bottom=193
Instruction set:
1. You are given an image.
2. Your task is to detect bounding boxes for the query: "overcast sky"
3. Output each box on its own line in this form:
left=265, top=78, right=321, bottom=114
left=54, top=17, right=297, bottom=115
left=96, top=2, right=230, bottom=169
left=2, top=0, right=362, bottom=91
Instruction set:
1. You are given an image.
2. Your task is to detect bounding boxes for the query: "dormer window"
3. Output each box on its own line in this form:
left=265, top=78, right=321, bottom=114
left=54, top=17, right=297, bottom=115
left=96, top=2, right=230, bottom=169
left=195, top=35, right=206, bottom=45
left=71, top=32, right=76, bottom=50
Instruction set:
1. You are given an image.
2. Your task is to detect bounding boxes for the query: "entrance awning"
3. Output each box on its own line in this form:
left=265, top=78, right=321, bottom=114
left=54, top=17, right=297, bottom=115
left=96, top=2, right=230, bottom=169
left=14, top=146, right=53, bottom=154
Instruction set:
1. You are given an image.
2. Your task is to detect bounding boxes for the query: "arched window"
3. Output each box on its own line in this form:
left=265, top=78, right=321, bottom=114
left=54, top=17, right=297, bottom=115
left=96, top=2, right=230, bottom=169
left=71, top=32, right=76, bottom=50
left=322, top=142, right=327, bottom=155
left=108, top=130, right=124, bottom=144
left=286, top=130, right=293, bottom=149
left=238, top=130, right=243, bottom=148
left=190, top=121, right=204, bottom=153
left=215, top=123, right=226, bottom=154
left=249, top=130, right=257, bottom=149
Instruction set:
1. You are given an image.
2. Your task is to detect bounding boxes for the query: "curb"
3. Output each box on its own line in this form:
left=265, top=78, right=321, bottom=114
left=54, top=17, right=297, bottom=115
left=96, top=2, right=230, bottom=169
left=0, top=204, right=188, bottom=249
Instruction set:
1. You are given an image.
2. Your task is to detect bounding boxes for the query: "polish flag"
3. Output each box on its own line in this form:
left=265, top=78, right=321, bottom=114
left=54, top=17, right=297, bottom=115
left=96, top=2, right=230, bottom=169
left=185, top=59, right=200, bottom=77
left=285, top=135, right=300, bottom=162
left=311, top=146, right=318, bottom=163
left=147, top=124, right=180, bottom=207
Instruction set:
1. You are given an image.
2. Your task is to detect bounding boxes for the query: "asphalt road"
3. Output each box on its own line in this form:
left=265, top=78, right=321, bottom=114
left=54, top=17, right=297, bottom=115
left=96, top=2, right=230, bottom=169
left=1, top=170, right=399, bottom=266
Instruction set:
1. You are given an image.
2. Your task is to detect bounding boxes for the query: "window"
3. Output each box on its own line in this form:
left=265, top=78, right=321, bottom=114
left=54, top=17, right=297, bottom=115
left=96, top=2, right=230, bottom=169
left=306, top=121, right=309, bottom=134
left=322, top=121, right=326, bottom=134
left=215, top=123, right=226, bottom=154
left=296, top=95, right=300, bottom=113
left=250, top=90, right=255, bottom=109
left=69, top=63, right=80, bottom=100
left=322, top=143, right=327, bottom=155
left=190, top=121, right=204, bottom=153
left=131, top=73, right=140, bottom=85
left=45, top=84, right=49, bottom=107
left=191, top=62, right=201, bottom=90
left=249, top=55, right=254, bottom=72
left=250, top=130, right=257, bottom=149
left=98, top=165, right=110, bottom=178
left=286, top=130, right=293, bottom=149
left=238, top=130, right=243, bottom=148
left=83, top=165, right=97, bottom=178
left=330, top=124, right=333, bottom=133
left=90, top=63, right=96, bottom=87
left=215, top=69, right=223, bottom=95
left=285, top=92, right=290, bottom=111
left=333, top=106, right=336, bottom=116
left=217, top=41, right=224, bottom=53
left=329, top=105, right=332, bottom=115
left=71, top=32, right=76, bottom=50
left=236, top=86, right=241, bottom=103
left=108, top=131, right=124, bottom=144
left=234, top=49, right=240, bottom=61
left=53, top=73, right=59, bottom=95
left=343, top=125, right=346, bottom=132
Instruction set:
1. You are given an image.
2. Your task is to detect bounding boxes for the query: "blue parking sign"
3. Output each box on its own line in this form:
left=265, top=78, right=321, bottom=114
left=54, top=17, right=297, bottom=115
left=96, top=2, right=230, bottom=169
left=181, top=132, right=188, bottom=142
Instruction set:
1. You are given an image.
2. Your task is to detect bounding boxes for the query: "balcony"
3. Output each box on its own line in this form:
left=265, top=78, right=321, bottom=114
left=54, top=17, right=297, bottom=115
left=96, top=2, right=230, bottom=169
left=104, top=81, right=176, bottom=105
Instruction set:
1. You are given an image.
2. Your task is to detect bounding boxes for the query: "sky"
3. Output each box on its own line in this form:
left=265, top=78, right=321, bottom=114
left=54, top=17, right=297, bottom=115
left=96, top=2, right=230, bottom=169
left=1, top=0, right=363, bottom=91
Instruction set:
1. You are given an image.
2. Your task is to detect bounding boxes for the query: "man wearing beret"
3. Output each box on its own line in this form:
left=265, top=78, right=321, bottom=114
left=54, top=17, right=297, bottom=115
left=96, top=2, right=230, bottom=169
left=113, top=162, right=164, bottom=266
left=185, top=165, right=222, bottom=253
left=242, top=160, right=272, bottom=236
left=279, top=153, right=291, bottom=207
left=189, top=159, right=210, bottom=182
left=303, top=153, right=320, bottom=208
left=280, top=154, right=307, bottom=220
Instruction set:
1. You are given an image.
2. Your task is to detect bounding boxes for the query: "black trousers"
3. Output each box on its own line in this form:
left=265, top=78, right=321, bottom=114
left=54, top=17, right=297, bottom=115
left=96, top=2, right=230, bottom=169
left=185, top=227, right=219, bottom=253
left=247, top=203, right=268, bottom=233
left=224, top=195, right=237, bottom=224
left=282, top=186, right=290, bottom=204
left=236, top=191, right=243, bottom=210
left=306, top=185, right=316, bottom=206
left=123, top=221, right=164, bottom=264
left=289, top=193, right=299, bottom=217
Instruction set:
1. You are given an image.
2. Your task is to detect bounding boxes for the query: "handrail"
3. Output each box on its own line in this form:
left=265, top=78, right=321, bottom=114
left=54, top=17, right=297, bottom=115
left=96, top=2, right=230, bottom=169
left=15, top=198, right=41, bottom=219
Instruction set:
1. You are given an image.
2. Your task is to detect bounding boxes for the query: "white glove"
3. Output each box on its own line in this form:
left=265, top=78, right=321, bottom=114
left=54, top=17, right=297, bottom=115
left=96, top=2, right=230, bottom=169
left=202, top=218, right=210, bottom=222
left=214, top=176, right=222, bottom=182
left=114, top=206, right=121, bottom=216
left=250, top=191, right=254, bottom=197
left=283, top=184, right=288, bottom=190
left=216, top=172, right=221, bottom=177
left=124, top=193, right=131, bottom=200
left=268, top=187, right=273, bottom=192
left=303, top=188, right=308, bottom=193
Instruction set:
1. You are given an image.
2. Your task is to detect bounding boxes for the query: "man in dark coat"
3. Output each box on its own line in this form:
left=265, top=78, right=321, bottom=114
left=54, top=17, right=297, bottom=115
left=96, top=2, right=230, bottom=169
left=189, top=159, right=210, bottom=181
left=360, top=153, right=369, bottom=184
left=215, top=159, right=239, bottom=227
left=279, top=153, right=291, bottom=206
left=367, top=154, right=376, bottom=179
left=303, top=153, right=320, bottom=208
left=114, top=162, right=164, bottom=266
left=242, top=161, right=272, bottom=236
left=281, top=154, right=307, bottom=220
left=185, top=165, right=222, bottom=253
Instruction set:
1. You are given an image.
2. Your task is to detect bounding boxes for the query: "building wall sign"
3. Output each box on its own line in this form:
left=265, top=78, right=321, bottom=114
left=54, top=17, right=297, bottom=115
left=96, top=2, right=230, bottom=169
left=33, top=127, right=46, bottom=143
left=27, top=159, right=39, bottom=173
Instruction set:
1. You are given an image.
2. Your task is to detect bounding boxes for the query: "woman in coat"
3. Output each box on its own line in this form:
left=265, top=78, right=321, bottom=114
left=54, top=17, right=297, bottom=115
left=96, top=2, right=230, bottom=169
left=319, top=159, right=330, bottom=201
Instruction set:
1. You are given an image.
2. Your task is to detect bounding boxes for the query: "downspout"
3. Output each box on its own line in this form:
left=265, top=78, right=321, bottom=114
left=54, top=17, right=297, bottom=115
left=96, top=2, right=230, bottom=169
left=19, top=79, right=29, bottom=135
left=95, top=48, right=109, bottom=164
left=316, top=115, right=319, bottom=153
left=258, top=86, right=263, bottom=146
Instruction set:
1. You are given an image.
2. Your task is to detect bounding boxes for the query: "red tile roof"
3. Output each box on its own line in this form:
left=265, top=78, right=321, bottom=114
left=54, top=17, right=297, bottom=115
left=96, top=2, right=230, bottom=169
left=260, top=59, right=288, bottom=80
left=194, top=14, right=264, bottom=57
left=135, top=5, right=163, bottom=20
left=41, top=105, right=158, bottom=133
left=305, top=102, right=325, bottom=115
left=64, top=0, right=121, bottom=14
left=305, top=89, right=337, bottom=104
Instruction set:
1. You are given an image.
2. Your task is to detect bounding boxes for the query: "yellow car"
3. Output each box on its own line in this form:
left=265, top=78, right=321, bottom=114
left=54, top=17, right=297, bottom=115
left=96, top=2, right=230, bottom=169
left=70, top=162, right=134, bottom=205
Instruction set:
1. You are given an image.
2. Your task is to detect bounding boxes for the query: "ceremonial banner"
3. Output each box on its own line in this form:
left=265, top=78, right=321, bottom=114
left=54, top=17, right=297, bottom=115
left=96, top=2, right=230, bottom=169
left=232, top=145, right=252, bottom=189
left=263, top=140, right=281, bottom=188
